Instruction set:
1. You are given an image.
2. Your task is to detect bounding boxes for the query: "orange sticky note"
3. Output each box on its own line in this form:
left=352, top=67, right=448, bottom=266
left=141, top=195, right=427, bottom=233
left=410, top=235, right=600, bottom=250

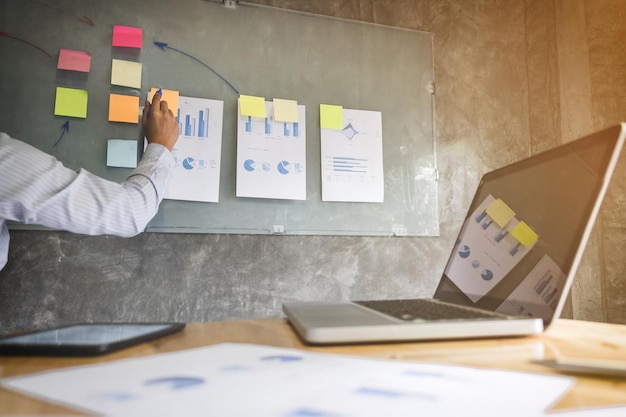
left=109, top=94, right=139, bottom=124
left=149, top=88, right=179, bottom=115
left=486, top=198, right=515, bottom=228
left=112, top=25, right=142, bottom=48
left=511, top=221, right=539, bottom=247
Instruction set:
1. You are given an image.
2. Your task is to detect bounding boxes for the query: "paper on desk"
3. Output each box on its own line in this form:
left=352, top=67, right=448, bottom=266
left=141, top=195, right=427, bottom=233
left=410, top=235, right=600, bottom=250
left=1, top=343, right=573, bottom=417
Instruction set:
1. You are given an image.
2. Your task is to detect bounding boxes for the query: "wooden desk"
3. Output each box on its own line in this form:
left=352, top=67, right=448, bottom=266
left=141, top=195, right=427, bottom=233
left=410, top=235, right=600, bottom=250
left=1, top=318, right=626, bottom=415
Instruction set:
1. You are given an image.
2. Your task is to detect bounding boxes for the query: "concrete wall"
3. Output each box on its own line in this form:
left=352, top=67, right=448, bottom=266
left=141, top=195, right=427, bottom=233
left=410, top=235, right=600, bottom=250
left=1, top=0, right=625, bottom=334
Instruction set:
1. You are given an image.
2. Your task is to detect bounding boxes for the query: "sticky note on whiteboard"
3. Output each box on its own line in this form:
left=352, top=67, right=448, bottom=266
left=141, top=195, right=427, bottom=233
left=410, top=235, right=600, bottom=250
left=107, top=139, right=138, bottom=168
left=112, top=25, right=143, bottom=48
left=111, top=59, right=142, bottom=89
left=320, top=104, right=343, bottom=130
left=57, top=48, right=91, bottom=72
left=239, top=95, right=267, bottom=118
left=273, top=98, right=299, bottom=123
left=149, top=88, right=179, bottom=115
left=108, top=94, right=139, bottom=124
left=54, top=87, right=88, bottom=118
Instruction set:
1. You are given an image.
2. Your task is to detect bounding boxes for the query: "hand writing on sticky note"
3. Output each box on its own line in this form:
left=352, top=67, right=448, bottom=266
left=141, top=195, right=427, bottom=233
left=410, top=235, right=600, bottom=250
left=142, top=91, right=179, bottom=151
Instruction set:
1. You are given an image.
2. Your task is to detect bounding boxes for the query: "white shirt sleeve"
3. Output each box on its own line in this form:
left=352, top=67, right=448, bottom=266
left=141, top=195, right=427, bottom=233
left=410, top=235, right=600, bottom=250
left=0, top=132, right=175, bottom=270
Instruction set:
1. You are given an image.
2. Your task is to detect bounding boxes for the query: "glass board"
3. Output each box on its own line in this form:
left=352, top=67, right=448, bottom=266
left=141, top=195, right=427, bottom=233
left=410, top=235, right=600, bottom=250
left=0, top=0, right=438, bottom=236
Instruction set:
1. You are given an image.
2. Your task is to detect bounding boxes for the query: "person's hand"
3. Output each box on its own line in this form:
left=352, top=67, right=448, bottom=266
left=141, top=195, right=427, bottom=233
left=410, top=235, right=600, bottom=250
left=142, top=92, right=179, bottom=151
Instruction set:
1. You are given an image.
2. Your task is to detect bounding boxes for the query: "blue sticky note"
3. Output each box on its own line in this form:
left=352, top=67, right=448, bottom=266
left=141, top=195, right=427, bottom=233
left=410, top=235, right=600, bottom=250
left=107, top=139, right=138, bottom=168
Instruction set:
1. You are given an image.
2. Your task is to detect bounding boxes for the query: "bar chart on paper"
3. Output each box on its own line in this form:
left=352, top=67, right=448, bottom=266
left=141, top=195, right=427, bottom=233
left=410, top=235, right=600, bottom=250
left=236, top=100, right=307, bottom=201
left=166, top=96, right=224, bottom=202
left=180, top=106, right=210, bottom=138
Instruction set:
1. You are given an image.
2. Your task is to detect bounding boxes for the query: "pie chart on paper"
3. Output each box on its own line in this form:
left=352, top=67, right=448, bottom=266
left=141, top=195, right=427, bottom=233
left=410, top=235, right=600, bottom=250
left=182, top=157, right=195, bottom=170
left=277, top=160, right=290, bottom=175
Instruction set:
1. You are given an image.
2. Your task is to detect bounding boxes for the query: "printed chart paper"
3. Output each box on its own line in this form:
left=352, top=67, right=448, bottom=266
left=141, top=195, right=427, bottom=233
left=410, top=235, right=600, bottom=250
left=0, top=343, right=574, bottom=417
left=444, top=195, right=538, bottom=303
left=496, top=254, right=567, bottom=318
left=165, top=95, right=224, bottom=203
left=321, top=108, right=384, bottom=202
left=236, top=99, right=306, bottom=201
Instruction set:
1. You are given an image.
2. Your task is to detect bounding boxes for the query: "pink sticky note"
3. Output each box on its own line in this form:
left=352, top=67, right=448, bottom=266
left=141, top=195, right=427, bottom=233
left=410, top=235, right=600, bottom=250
left=57, top=48, right=92, bottom=72
left=112, top=25, right=143, bottom=48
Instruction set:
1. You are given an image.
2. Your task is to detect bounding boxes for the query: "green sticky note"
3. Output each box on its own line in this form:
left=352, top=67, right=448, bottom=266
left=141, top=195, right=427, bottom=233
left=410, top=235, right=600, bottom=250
left=486, top=198, right=515, bottom=228
left=239, top=95, right=267, bottom=118
left=511, top=221, right=539, bottom=247
left=107, top=139, right=138, bottom=168
left=273, top=98, right=299, bottom=123
left=54, top=87, right=88, bottom=118
left=320, top=104, right=343, bottom=130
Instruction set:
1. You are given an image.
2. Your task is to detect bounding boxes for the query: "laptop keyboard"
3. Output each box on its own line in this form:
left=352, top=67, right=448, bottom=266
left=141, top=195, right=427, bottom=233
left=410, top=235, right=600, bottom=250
left=354, top=299, right=508, bottom=321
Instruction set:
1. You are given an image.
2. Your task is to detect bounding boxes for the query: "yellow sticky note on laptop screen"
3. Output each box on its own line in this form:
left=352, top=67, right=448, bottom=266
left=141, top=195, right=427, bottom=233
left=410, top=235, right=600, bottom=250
left=511, top=221, right=539, bottom=247
left=486, top=198, right=515, bottom=228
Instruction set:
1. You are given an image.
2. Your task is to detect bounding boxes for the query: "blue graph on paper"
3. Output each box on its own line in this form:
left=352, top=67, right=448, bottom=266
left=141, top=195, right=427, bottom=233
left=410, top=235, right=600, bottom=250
left=179, top=108, right=210, bottom=138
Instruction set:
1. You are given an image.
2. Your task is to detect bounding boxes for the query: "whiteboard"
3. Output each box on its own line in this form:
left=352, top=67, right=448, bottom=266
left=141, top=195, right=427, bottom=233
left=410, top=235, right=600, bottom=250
left=0, top=0, right=438, bottom=236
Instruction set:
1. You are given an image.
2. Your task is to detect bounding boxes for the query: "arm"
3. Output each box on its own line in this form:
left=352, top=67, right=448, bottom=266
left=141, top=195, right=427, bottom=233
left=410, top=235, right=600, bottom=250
left=0, top=93, right=179, bottom=237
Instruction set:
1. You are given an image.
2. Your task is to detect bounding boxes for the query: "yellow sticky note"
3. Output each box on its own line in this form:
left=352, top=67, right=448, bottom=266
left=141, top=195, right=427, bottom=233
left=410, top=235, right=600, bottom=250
left=240, top=95, right=267, bottom=118
left=320, top=104, right=343, bottom=130
left=54, top=87, right=88, bottom=118
left=109, top=94, right=139, bottom=124
left=486, top=198, right=515, bottom=228
left=149, top=88, right=179, bottom=115
left=111, top=59, right=142, bottom=89
left=273, top=98, right=299, bottom=123
left=511, top=221, right=539, bottom=247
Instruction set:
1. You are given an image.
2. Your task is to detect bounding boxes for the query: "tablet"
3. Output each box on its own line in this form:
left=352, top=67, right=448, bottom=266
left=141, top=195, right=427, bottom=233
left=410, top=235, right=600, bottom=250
left=537, top=357, right=626, bottom=378
left=0, top=323, right=185, bottom=356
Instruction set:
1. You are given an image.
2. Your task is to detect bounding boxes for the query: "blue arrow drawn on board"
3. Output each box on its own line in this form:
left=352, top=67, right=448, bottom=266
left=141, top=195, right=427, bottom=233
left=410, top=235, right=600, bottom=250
left=154, top=41, right=239, bottom=95
left=53, top=121, right=70, bottom=147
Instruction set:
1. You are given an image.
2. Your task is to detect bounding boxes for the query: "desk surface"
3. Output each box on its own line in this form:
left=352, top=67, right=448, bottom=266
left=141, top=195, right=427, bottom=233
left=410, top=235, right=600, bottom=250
left=1, top=318, right=626, bottom=414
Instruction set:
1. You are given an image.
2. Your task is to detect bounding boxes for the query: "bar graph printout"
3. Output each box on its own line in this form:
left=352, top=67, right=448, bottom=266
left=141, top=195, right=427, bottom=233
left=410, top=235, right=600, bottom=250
left=321, top=108, right=384, bottom=202
left=0, top=343, right=576, bottom=417
left=236, top=99, right=307, bottom=200
left=166, top=96, right=224, bottom=202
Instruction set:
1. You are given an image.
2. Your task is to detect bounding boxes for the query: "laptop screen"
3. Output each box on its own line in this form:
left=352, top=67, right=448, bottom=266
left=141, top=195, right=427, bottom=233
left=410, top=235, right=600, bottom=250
left=434, top=124, right=624, bottom=325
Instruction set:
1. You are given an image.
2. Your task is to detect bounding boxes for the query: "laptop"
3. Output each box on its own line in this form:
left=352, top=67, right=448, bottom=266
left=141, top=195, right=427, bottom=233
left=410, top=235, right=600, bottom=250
left=283, top=123, right=626, bottom=344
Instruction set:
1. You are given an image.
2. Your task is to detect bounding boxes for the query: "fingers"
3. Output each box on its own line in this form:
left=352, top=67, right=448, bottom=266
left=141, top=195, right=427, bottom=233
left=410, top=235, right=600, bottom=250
left=143, top=91, right=168, bottom=122
left=142, top=100, right=150, bottom=121
left=151, top=91, right=162, bottom=110
left=159, top=98, right=169, bottom=113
